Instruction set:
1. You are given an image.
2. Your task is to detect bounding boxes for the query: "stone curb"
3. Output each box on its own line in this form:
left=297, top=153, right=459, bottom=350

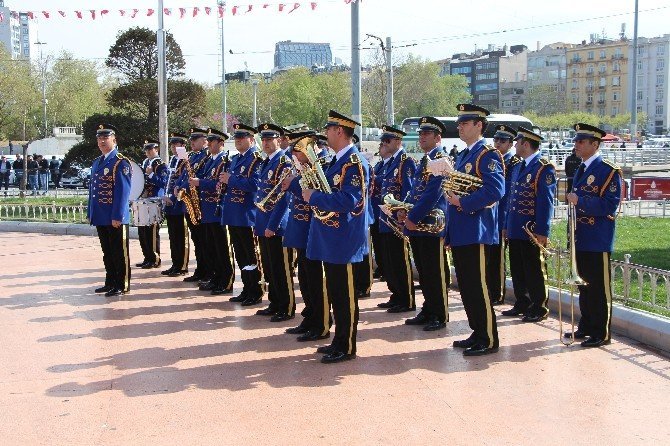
left=0, top=221, right=151, bottom=239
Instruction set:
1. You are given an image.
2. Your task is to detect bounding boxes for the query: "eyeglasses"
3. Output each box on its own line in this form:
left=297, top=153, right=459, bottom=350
left=493, top=137, right=511, bottom=142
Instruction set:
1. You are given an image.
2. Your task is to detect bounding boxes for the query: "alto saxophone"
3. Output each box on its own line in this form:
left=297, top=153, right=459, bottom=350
left=177, top=156, right=202, bottom=224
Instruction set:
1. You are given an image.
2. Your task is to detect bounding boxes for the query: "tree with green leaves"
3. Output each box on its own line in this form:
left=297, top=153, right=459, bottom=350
left=0, top=47, right=41, bottom=141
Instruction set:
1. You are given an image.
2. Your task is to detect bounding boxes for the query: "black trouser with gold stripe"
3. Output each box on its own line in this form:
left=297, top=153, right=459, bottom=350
left=486, top=232, right=507, bottom=304
left=186, top=217, right=210, bottom=279
left=138, top=223, right=160, bottom=264
left=165, top=214, right=189, bottom=272
left=96, top=224, right=130, bottom=292
left=353, top=253, right=373, bottom=296
left=409, top=236, right=449, bottom=322
left=324, top=262, right=358, bottom=355
left=258, top=235, right=295, bottom=315
left=295, top=249, right=330, bottom=334
left=508, top=239, right=549, bottom=317
left=228, top=225, right=263, bottom=299
left=576, top=251, right=613, bottom=341
left=381, top=232, right=415, bottom=308
left=204, top=222, right=234, bottom=291
left=370, top=222, right=386, bottom=277
left=451, top=244, right=498, bottom=348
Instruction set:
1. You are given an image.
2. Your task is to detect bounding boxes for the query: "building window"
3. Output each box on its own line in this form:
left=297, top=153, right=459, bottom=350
left=638, top=60, right=643, bottom=70
left=452, top=66, right=472, bottom=74
left=598, top=107, right=605, bottom=116
left=657, top=90, right=664, bottom=102
left=587, top=51, right=594, bottom=60
left=475, top=72, right=498, bottom=80
left=658, top=59, right=665, bottom=70
left=613, top=61, right=621, bottom=72
left=656, top=105, right=664, bottom=115
left=599, top=64, right=606, bottom=74
left=612, top=106, right=619, bottom=115
left=475, top=62, right=498, bottom=70
left=572, top=79, right=578, bottom=89
left=637, top=91, right=643, bottom=100
left=612, top=76, right=620, bottom=86
left=658, top=45, right=666, bottom=56
left=599, top=92, right=606, bottom=102
left=479, top=94, right=497, bottom=101
left=637, top=46, right=645, bottom=55
left=474, top=82, right=497, bottom=92
left=572, top=94, right=579, bottom=104
left=599, top=77, right=607, bottom=87
left=587, top=65, right=594, bottom=75
left=572, top=66, right=578, bottom=75
left=658, top=74, right=665, bottom=86
left=613, top=92, right=619, bottom=101
left=600, top=50, right=606, bottom=59
left=587, top=93, right=593, bottom=103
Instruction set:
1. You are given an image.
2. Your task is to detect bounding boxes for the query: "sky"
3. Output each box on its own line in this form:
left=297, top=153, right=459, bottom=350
left=6, top=0, right=670, bottom=84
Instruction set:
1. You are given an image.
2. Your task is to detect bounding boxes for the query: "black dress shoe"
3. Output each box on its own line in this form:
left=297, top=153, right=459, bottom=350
left=229, top=293, right=247, bottom=303
left=211, top=287, right=233, bottom=295
left=183, top=274, right=201, bottom=282
left=463, top=344, right=499, bottom=356
left=199, top=281, right=216, bottom=291
left=581, top=337, right=611, bottom=348
left=316, top=344, right=335, bottom=354
left=161, top=267, right=176, bottom=276
left=355, top=290, right=371, bottom=299
left=136, top=260, right=149, bottom=267
left=297, top=331, right=330, bottom=342
left=285, top=325, right=309, bottom=335
left=95, top=285, right=113, bottom=293
left=377, top=301, right=396, bottom=309
left=104, top=288, right=126, bottom=297
left=321, top=351, right=356, bottom=363
left=241, top=295, right=262, bottom=306
left=405, top=312, right=430, bottom=325
left=270, top=312, right=295, bottom=322
left=453, top=337, right=476, bottom=349
left=501, top=307, right=526, bottom=316
left=564, top=330, right=588, bottom=340
left=387, top=305, right=416, bottom=314
left=142, top=260, right=161, bottom=269
left=256, top=306, right=277, bottom=316
left=492, top=299, right=505, bottom=306
left=521, top=313, right=548, bottom=323
left=423, top=317, right=447, bottom=331
left=168, top=270, right=187, bottom=277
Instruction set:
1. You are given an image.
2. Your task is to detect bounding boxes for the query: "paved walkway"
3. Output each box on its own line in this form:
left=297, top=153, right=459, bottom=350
left=1, top=231, right=669, bottom=445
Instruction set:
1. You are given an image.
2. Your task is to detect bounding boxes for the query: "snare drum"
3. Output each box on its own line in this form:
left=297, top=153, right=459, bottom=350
left=131, top=198, right=164, bottom=226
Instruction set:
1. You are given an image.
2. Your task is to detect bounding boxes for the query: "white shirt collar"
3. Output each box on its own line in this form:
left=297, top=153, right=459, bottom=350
left=211, top=151, right=223, bottom=161
left=582, top=151, right=600, bottom=169
left=335, top=144, right=353, bottom=162
left=390, top=147, right=403, bottom=160
left=103, top=147, right=117, bottom=160
left=467, top=137, right=485, bottom=151
left=523, top=151, right=540, bottom=164
left=267, top=149, right=281, bottom=161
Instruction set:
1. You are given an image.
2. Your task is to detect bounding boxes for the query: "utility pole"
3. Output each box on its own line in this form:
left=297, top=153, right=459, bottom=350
left=351, top=1, right=362, bottom=140
left=630, top=0, right=639, bottom=142
left=219, top=1, right=227, bottom=132
left=35, top=40, right=48, bottom=138
left=252, top=79, right=259, bottom=127
left=157, top=0, right=169, bottom=161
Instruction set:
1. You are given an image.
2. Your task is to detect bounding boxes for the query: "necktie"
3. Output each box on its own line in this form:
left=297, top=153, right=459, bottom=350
left=460, top=148, right=469, bottom=159
left=520, top=160, right=527, bottom=171
left=574, top=163, right=585, bottom=180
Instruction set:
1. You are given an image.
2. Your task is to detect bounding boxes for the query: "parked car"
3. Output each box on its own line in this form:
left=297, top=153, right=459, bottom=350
left=60, top=165, right=91, bottom=189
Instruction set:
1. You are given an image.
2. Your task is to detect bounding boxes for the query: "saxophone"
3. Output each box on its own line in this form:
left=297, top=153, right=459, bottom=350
left=177, top=156, right=202, bottom=225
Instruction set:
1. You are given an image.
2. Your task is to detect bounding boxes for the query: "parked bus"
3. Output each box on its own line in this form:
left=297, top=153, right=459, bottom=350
left=399, top=114, right=537, bottom=152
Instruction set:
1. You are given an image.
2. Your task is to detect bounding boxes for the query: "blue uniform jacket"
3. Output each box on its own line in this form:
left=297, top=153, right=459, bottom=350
left=220, top=146, right=262, bottom=227
left=164, top=156, right=186, bottom=216
left=305, top=145, right=370, bottom=264
left=446, top=139, right=505, bottom=246
left=572, top=155, right=622, bottom=252
left=497, top=151, right=521, bottom=232
left=379, top=150, right=416, bottom=234
left=88, top=148, right=131, bottom=226
left=370, top=159, right=386, bottom=225
left=198, top=152, right=230, bottom=224
left=404, top=146, right=448, bottom=238
left=253, top=151, right=292, bottom=236
left=505, top=154, right=557, bottom=240
left=142, top=157, right=168, bottom=198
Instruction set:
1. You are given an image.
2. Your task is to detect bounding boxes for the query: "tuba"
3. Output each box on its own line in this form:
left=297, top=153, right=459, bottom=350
left=295, top=137, right=336, bottom=221
left=380, top=194, right=445, bottom=237
left=426, top=156, right=483, bottom=196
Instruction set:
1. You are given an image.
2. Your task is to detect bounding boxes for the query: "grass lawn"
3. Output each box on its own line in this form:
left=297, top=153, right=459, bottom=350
left=0, top=197, right=86, bottom=206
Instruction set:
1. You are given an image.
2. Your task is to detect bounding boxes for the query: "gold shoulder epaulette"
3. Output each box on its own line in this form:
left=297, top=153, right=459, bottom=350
left=401, top=153, right=407, bottom=160
left=280, top=154, right=289, bottom=164
left=434, top=151, right=444, bottom=159
left=350, top=153, right=361, bottom=163
left=317, top=157, right=328, bottom=166
left=253, top=151, right=261, bottom=158
left=116, top=153, right=127, bottom=160
left=538, top=158, right=550, bottom=165
left=509, top=156, right=522, bottom=165
left=484, top=144, right=496, bottom=152
left=602, top=159, right=622, bottom=171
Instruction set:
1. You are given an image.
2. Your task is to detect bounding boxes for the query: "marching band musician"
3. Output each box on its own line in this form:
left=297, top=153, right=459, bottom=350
left=188, top=128, right=235, bottom=296
left=369, top=145, right=389, bottom=281
left=88, top=124, right=132, bottom=297
left=179, top=127, right=211, bottom=285
left=377, top=125, right=417, bottom=313
left=445, top=104, right=504, bottom=356
left=161, top=133, right=190, bottom=277
left=565, top=123, right=622, bottom=348
left=219, top=123, right=264, bottom=307
left=299, top=110, right=369, bottom=363
left=487, top=125, right=521, bottom=305
left=502, top=127, right=556, bottom=323
left=399, top=116, right=449, bottom=331
left=282, top=133, right=332, bottom=342
left=136, top=139, right=167, bottom=269
left=253, top=123, right=296, bottom=322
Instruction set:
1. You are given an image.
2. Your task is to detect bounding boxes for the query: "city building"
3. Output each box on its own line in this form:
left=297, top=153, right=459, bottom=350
left=274, top=41, right=332, bottom=70
left=450, top=44, right=527, bottom=112
left=631, top=34, right=670, bottom=135
left=499, top=81, right=526, bottom=115
left=566, top=35, right=629, bottom=119
left=525, top=42, right=572, bottom=113
left=0, top=1, right=34, bottom=59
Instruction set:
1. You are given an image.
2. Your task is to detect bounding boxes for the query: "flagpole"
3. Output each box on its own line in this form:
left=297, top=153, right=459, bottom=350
left=157, top=0, right=169, bottom=161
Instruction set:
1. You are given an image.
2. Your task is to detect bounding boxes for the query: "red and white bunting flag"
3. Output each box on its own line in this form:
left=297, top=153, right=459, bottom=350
left=193, top=7, right=199, bottom=17
left=288, top=3, right=301, bottom=13
left=58, top=11, right=66, bottom=17
left=131, top=9, right=139, bottom=18
left=311, top=2, right=317, bottom=10
left=75, top=10, right=82, bottom=19
left=27, top=12, right=34, bottom=19
left=89, top=10, right=96, bottom=20
left=119, top=10, right=126, bottom=16
left=101, top=10, right=109, bottom=18
left=164, top=8, right=172, bottom=16
left=42, top=11, right=50, bottom=19
left=232, top=6, right=239, bottom=15
left=279, top=4, right=285, bottom=11
left=263, top=3, right=270, bottom=7
left=218, top=6, right=224, bottom=18
left=147, top=9, right=155, bottom=17
left=0, top=12, right=4, bottom=23
left=246, top=5, right=253, bottom=13
left=205, top=7, right=212, bottom=15
left=180, top=8, right=187, bottom=18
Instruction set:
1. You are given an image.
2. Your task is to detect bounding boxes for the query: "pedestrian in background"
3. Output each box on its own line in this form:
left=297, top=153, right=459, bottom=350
left=27, top=155, right=38, bottom=194
left=0, top=156, right=10, bottom=195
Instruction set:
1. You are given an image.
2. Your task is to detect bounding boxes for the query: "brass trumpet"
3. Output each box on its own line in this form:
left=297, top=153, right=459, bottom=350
left=426, top=156, right=483, bottom=196
left=381, top=194, right=445, bottom=236
left=296, top=140, right=336, bottom=221
left=255, top=168, right=292, bottom=212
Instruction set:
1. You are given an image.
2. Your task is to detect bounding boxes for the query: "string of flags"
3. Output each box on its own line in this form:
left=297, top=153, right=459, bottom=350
left=0, top=1, right=359, bottom=22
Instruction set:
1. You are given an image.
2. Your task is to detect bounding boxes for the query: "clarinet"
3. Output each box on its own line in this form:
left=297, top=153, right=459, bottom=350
left=214, top=151, right=232, bottom=217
